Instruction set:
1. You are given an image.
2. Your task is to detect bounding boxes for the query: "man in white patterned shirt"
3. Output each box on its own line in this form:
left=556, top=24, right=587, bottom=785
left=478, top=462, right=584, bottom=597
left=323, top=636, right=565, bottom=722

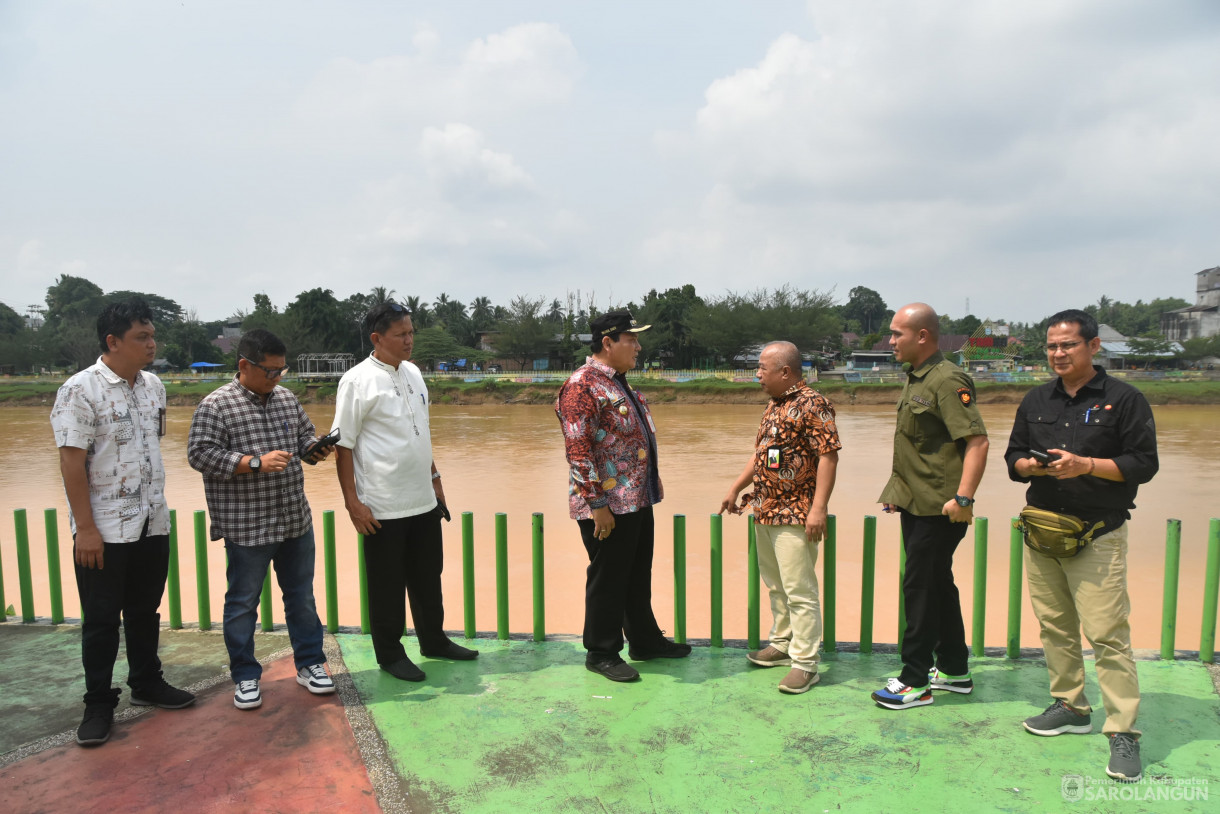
left=188, top=328, right=336, bottom=710
left=51, top=298, right=196, bottom=748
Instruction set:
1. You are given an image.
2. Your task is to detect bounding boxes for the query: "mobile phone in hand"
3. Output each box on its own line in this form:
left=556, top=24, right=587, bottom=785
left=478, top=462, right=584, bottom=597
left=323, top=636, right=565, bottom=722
left=1029, top=449, right=1059, bottom=466
left=304, top=429, right=341, bottom=461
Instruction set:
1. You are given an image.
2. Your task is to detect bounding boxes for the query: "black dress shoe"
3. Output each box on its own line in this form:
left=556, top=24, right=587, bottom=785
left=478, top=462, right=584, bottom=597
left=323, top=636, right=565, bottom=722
left=420, top=641, right=479, bottom=661
left=586, top=658, right=640, bottom=682
left=381, top=657, right=426, bottom=681
left=627, top=639, right=693, bottom=661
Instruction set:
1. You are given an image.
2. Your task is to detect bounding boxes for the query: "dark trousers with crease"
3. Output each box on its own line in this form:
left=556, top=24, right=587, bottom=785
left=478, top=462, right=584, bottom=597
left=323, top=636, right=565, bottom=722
left=74, top=531, right=169, bottom=708
left=578, top=505, right=665, bottom=662
left=361, top=512, right=449, bottom=665
left=898, top=510, right=970, bottom=687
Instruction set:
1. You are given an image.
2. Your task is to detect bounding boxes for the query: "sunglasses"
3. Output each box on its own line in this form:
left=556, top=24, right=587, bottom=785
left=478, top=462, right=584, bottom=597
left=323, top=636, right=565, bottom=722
left=240, top=356, right=289, bottom=378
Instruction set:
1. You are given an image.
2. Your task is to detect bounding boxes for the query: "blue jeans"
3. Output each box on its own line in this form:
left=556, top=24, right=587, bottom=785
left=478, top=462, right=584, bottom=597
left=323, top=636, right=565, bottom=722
left=223, top=531, right=326, bottom=683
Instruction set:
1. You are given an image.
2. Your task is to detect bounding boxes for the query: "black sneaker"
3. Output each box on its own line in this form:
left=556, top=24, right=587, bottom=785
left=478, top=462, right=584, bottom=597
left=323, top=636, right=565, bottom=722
left=419, top=641, right=479, bottom=661
left=76, top=705, right=113, bottom=747
left=1106, top=733, right=1142, bottom=782
left=130, top=678, right=196, bottom=709
left=586, top=657, right=640, bottom=682
left=1023, top=699, right=1092, bottom=736
left=627, top=639, right=692, bottom=661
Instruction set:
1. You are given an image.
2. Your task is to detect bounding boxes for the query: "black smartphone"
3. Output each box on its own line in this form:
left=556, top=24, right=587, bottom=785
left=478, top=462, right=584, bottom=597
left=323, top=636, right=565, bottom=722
left=304, top=428, right=341, bottom=461
left=1029, top=449, right=1059, bottom=465
left=434, top=500, right=452, bottom=522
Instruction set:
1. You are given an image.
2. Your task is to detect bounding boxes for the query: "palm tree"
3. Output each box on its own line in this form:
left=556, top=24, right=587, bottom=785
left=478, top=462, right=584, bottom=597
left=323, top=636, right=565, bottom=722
left=369, top=286, right=396, bottom=307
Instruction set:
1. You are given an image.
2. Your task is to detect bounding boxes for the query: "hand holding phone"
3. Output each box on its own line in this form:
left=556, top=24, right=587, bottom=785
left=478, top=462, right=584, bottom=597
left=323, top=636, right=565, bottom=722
left=1029, top=449, right=1059, bottom=466
left=304, top=429, right=341, bottom=463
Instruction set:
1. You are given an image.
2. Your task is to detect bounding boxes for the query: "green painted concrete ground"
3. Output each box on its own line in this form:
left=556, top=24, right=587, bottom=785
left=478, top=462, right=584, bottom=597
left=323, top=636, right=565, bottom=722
left=338, top=635, right=1220, bottom=814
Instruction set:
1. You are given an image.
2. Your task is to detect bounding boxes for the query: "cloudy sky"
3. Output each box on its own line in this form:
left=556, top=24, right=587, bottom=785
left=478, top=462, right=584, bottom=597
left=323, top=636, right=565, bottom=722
left=3, top=0, right=1218, bottom=325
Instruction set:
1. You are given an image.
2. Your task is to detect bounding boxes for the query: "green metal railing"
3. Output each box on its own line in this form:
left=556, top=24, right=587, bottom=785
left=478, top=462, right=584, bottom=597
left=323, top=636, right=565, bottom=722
left=4, top=507, right=1220, bottom=663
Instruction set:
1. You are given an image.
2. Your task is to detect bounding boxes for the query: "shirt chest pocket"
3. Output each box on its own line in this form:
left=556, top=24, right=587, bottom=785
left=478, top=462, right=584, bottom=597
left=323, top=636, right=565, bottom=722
left=898, top=399, right=937, bottom=443
left=1025, top=412, right=1061, bottom=449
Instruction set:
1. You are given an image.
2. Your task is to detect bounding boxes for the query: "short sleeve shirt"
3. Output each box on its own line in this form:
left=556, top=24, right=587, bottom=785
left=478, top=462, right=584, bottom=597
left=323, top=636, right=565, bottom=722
left=879, top=351, right=987, bottom=516
left=748, top=384, right=842, bottom=526
left=49, top=357, right=169, bottom=541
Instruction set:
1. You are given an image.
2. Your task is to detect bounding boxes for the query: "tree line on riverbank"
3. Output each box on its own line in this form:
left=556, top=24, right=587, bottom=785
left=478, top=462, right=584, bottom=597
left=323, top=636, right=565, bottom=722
left=1, top=274, right=1212, bottom=374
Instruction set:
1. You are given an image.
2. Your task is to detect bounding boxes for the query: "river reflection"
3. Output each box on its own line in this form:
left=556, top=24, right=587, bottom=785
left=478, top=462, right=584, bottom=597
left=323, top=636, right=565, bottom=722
left=1, top=400, right=1216, bottom=651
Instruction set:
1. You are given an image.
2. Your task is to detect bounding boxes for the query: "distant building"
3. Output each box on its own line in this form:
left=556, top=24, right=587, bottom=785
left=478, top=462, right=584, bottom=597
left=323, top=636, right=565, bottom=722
left=1095, top=324, right=1181, bottom=370
left=1162, top=266, right=1220, bottom=341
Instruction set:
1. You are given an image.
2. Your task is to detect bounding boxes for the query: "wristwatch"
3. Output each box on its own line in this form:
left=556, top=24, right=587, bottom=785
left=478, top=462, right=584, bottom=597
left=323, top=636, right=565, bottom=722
left=249, top=455, right=262, bottom=473
left=954, top=494, right=974, bottom=507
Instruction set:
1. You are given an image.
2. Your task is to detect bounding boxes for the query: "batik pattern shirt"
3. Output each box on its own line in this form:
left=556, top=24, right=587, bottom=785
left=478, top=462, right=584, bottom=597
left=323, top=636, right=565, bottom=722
left=187, top=377, right=316, bottom=546
left=744, top=384, right=842, bottom=526
left=50, top=357, right=169, bottom=542
left=556, top=357, right=663, bottom=520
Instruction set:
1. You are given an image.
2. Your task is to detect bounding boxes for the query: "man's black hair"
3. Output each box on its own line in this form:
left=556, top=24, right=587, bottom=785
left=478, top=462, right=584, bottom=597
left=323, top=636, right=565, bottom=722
left=365, top=301, right=412, bottom=337
left=589, top=332, right=623, bottom=355
left=237, top=328, right=287, bottom=364
left=97, top=297, right=155, bottom=353
left=1046, top=309, right=1098, bottom=342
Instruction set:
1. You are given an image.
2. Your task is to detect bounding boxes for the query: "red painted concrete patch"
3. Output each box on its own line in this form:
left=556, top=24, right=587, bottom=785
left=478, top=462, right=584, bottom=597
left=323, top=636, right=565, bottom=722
left=1, top=656, right=380, bottom=814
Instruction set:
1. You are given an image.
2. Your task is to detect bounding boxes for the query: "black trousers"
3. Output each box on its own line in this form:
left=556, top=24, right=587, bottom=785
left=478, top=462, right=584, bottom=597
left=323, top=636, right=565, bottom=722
left=362, top=512, right=448, bottom=665
left=73, top=531, right=169, bottom=708
left=898, top=510, right=970, bottom=687
left=578, top=505, right=666, bottom=661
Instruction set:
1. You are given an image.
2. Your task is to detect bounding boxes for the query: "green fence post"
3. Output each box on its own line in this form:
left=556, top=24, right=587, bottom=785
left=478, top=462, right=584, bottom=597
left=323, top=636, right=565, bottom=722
left=1007, top=518, right=1023, bottom=659
left=462, top=511, right=476, bottom=639
left=496, top=512, right=509, bottom=641
left=44, top=509, right=64, bottom=624
left=168, top=510, right=182, bottom=629
left=673, top=515, right=687, bottom=645
left=1160, top=519, right=1181, bottom=659
left=747, top=514, right=760, bottom=651
left=860, top=515, right=876, bottom=654
left=194, top=510, right=211, bottom=630
left=1200, top=519, right=1220, bottom=662
left=532, top=512, right=545, bottom=642
left=897, top=527, right=906, bottom=652
left=0, top=517, right=7, bottom=622
left=15, top=509, right=35, bottom=622
left=710, top=513, right=723, bottom=648
left=357, top=534, right=370, bottom=635
left=259, top=566, right=274, bottom=632
left=323, top=511, right=338, bottom=634
left=972, top=517, right=988, bottom=657
left=824, top=514, right=836, bottom=652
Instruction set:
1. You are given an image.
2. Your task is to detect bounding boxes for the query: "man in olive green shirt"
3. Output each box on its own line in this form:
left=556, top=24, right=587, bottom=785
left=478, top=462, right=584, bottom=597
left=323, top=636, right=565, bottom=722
left=871, top=303, right=989, bottom=710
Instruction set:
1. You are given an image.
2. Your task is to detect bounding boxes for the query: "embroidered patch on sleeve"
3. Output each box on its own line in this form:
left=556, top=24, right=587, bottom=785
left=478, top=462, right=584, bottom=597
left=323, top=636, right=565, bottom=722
left=956, top=387, right=973, bottom=406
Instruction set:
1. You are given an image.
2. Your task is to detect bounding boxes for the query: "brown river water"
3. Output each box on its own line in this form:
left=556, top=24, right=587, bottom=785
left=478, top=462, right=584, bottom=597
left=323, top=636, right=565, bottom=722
left=1, top=401, right=1217, bottom=651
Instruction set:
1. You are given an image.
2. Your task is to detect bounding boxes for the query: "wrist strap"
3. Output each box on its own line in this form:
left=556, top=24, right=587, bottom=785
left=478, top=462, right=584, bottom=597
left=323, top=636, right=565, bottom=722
left=1086, top=458, right=1095, bottom=475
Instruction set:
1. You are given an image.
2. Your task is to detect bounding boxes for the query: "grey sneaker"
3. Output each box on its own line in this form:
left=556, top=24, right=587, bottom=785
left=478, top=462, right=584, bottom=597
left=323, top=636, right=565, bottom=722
left=297, top=664, right=335, bottom=695
left=1023, top=699, right=1092, bottom=736
left=746, top=645, right=792, bottom=667
left=234, top=679, right=262, bottom=710
left=777, top=668, right=819, bottom=694
left=1106, top=733, right=1142, bottom=782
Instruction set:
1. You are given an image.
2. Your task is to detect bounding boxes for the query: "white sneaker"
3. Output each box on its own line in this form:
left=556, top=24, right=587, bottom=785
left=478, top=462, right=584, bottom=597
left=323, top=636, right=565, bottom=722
left=234, top=679, right=262, bottom=710
left=297, top=664, right=335, bottom=695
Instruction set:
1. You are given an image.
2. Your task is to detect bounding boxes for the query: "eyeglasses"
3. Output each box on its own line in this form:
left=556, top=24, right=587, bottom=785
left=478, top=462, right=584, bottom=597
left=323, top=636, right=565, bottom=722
left=1045, top=341, right=1083, bottom=353
left=240, top=356, right=288, bottom=378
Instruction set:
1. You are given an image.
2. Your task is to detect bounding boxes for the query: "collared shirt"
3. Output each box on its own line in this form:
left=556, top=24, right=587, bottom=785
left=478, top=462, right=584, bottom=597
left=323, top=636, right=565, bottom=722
left=50, top=357, right=169, bottom=542
left=747, top=383, right=842, bottom=526
left=187, top=377, right=316, bottom=546
left=879, top=351, right=988, bottom=516
left=556, top=356, right=663, bottom=519
left=1004, top=365, right=1158, bottom=523
left=331, top=353, right=436, bottom=520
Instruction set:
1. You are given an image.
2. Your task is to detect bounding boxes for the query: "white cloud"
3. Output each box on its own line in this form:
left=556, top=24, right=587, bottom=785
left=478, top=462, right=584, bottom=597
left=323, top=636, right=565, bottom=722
left=419, top=123, right=535, bottom=197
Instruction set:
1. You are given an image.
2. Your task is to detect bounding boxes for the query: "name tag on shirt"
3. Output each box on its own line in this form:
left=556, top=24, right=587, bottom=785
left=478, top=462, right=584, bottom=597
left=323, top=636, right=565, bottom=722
left=767, top=447, right=782, bottom=469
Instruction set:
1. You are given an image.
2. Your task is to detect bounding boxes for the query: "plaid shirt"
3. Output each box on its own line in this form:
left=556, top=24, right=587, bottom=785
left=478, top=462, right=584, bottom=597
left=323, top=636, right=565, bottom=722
left=187, top=377, right=316, bottom=546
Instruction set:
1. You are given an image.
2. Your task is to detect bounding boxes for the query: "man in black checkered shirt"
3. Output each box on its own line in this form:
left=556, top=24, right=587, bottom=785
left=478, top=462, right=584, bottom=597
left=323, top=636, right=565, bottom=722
left=188, top=329, right=337, bottom=710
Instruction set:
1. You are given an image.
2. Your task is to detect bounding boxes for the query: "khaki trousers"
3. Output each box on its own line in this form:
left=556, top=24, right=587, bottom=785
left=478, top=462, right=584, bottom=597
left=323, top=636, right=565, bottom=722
left=1024, top=523, right=1140, bottom=734
left=754, top=524, right=822, bottom=673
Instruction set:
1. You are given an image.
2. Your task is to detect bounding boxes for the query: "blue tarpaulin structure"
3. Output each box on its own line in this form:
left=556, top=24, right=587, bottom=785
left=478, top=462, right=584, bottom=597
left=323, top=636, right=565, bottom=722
left=189, top=362, right=225, bottom=369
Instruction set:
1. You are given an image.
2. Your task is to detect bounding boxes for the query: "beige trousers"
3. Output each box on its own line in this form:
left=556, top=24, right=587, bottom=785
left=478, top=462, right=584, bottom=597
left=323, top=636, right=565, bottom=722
left=754, top=524, right=822, bottom=673
left=1024, top=523, right=1140, bottom=734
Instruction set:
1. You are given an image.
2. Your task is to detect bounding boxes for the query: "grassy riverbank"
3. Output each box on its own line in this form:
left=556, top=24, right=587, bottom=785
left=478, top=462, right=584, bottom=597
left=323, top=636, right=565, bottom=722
left=3, top=376, right=1219, bottom=407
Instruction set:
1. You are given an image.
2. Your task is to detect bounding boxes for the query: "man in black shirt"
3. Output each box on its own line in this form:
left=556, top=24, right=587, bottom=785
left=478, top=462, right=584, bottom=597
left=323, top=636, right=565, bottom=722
left=1005, top=309, right=1158, bottom=783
